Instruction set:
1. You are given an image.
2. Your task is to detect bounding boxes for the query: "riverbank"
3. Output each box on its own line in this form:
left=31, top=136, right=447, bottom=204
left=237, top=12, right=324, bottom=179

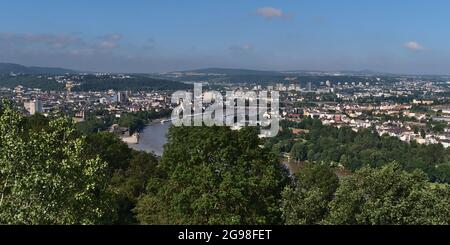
left=127, top=121, right=171, bottom=156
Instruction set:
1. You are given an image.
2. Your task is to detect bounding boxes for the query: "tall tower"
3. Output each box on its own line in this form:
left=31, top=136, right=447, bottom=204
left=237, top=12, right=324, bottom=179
left=66, top=81, right=74, bottom=99
left=24, top=99, right=43, bottom=115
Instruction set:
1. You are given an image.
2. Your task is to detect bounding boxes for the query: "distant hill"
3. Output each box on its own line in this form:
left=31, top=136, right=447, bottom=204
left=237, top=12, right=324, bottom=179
left=0, top=73, right=190, bottom=91
left=282, top=69, right=390, bottom=76
left=0, top=63, right=77, bottom=75
left=75, top=75, right=191, bottom=92
left=176, top=68, right=393, bottom=77
left=179, top=68, right=281, bottom=76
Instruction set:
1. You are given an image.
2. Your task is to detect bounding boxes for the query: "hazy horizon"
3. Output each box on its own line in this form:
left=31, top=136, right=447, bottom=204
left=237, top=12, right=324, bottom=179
left=1, top=0, right=450, bottom=75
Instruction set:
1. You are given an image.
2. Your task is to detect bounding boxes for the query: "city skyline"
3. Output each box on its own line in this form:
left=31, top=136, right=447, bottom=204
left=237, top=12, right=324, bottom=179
left=1, top=0, right=450, bottom=74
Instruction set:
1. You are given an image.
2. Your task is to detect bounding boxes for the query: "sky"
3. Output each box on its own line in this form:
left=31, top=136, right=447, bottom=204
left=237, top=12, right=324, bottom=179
left=0, top=0, right=450, bottom=74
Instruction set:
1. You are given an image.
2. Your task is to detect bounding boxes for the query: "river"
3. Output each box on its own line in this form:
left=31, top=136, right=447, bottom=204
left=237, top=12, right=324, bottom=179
left=128, top=122, right=171, bottom=156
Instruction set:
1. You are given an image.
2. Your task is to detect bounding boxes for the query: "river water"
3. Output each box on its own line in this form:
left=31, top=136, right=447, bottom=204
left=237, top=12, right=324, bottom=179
left=128, top=122, right=171, bottom=156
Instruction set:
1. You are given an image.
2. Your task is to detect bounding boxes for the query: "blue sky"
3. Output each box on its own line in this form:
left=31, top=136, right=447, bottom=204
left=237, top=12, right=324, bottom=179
left=0, top=0, right=449, bottom=74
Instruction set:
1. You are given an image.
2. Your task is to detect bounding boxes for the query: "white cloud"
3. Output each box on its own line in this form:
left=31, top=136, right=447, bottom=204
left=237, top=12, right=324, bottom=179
left=256, top=7, right=286, bottom=19
left=404, top=41, right=425, bottom=51
left=242, top=44, right=254, bottom=50
left=0, top=32, right=83, bottom=49
left=99, top=33, right=123, bottom=42
left=96, top=33, right=123, bottom=50
left=230, top=43, right=254, bottom=53
left=98, top=41, right=118, bottom=49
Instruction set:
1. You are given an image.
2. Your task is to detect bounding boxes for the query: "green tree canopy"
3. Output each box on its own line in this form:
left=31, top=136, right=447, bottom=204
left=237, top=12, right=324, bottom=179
left=281, top=163, right=339, bottom=225
left=290, top=142, right=308, bottom=162
left=0, top=103, right=115, bottom=224
left=111, top=151, right=159, bottom=224
left=327, top=163, right=450, bottom=225
left=135, top=126, right=289, bottom=225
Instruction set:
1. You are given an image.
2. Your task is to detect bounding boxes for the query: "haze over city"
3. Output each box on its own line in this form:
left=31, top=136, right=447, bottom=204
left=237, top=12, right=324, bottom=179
left=1, top=0, right=450, bottom=74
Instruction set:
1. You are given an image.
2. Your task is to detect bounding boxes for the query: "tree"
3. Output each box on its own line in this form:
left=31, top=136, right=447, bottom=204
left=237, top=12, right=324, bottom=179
left=135, top=126, right=289, bottom=225
left=111, top=151, right=159, bottom=224
left=24, top=113, right=50, bottom=132
left=85, top=132, right=133, bottom=172
left=290, top=142, right=308, bottom=162
left=76, top=116, right=109, bottom=134
left=82, top=130, right=160, bottom=224
left=273, top=119, right=450, bottom=184
left=281, top=163, right=339, bottom=224
left=0, top=103, right=115, bottom=224
left=420, top=129, right=426, bottom=139
left=327, top=163, right=450, bottom=225
left=118, top=114, right=145, bottom=133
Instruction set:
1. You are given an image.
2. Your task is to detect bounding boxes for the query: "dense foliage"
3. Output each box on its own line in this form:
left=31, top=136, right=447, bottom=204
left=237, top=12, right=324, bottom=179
left=80, top=131, right=159, bottom=224
left=0, top=74, right=189, bottom=92
left=77, top=109, right=171, bottom=135
left=0, top=104, right=160, bottom=224
left=282, top=163, right=450, bottom=225
left=1, top=103, right=450, bottom=225
left=281, top=163, right=339, bottom=224
left=0, top=103, right=114, bottom=224
left=118, top=110, right=171, bottom=133
left=74, top=75, right=190, bottom=92
left=134, top=126, right=289, bottom=225
left=267, top=118, right=450, bottom=183
left=0, top=74, right=64, bottom=90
